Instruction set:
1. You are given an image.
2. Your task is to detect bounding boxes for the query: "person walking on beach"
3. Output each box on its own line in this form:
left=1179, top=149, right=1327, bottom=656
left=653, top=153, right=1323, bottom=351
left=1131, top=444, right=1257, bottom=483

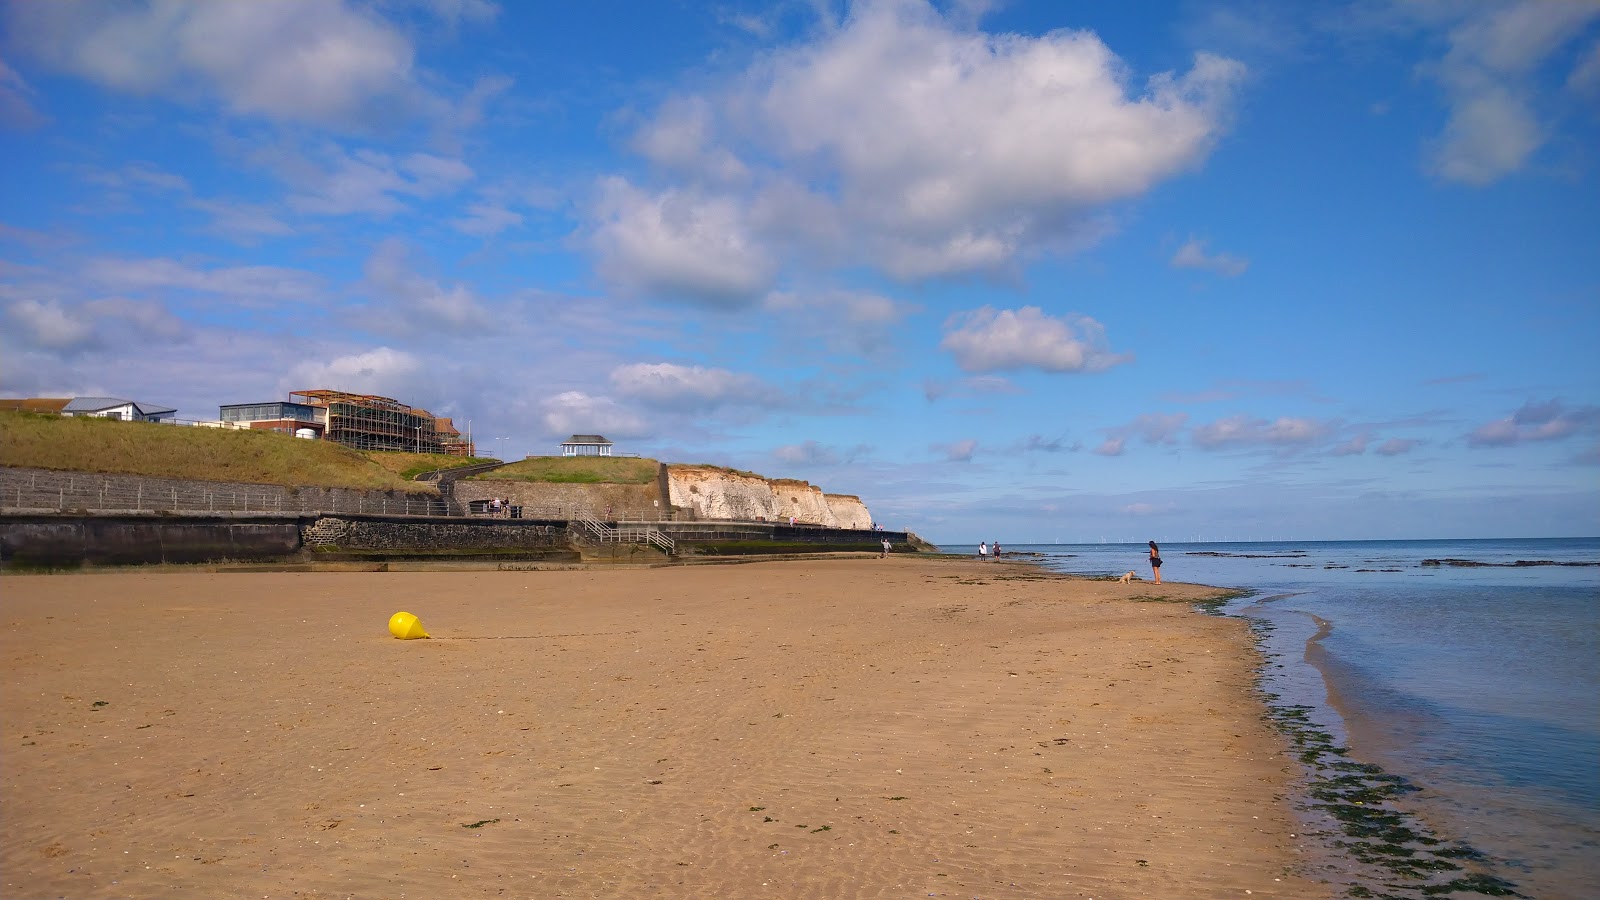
left=978, top=541, right=989, bottom=561
left=1148, top=540, right=1162, bottom=584
left=881, top=538, right=892, bottom=557
left=993, top=541, right=1002, bottom=559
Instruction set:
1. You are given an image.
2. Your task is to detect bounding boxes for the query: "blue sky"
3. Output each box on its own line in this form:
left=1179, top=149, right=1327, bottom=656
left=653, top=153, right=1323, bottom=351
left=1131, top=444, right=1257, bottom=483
left=2, top=0, right=1597, bottom=543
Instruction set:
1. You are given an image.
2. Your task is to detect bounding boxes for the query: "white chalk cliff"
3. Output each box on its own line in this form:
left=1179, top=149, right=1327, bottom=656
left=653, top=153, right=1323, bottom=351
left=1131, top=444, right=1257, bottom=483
left=666, top=465, right=873, bottom=528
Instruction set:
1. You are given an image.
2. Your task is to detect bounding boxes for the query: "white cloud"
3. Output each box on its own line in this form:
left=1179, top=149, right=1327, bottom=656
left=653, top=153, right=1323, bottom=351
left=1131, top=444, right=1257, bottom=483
left=590, top=178, right=776, bottom=306
left=768, top=438, right=870, bottom=464
left=942, top=438, right=979, bottom=462
left=1468, top=399, right=1600, bottom=447
left=608, top=362, right=778, bottom=410
left=1422, top=1, right=1600, bottom=184
left=6, top=298, right=95, bottom=349
left=361, top=240, right=491, bottom=333
left=598, top=0, right=1245, bottom=289
left=1170, top=237, right=1248, bottom=276
left=1094, top=436, right=1125, bottom=457
left=763, top=288, right=914, bottom=355
left=450, top=202, right=524, bottom=237
left=279, top=146, right=475, bottom=217
left=940, top=306, right=1131, bottom=373
left=1374, top=438, right=1420, bottom=456
left=83, top=257, right=325, bottom=306
left=189, top=198, right=296, bottom=242
left=285, top=346, right=421, bottom=396
left=5, top=0, right=445, bottom=130
left=1331, top=431, right=1371, bottom=456
left=1191, top=414, right=1332, bottom=449
left=540, top=390, right=648, bottom=438
left=1570, top=39, right=1600, bottom=94
left=0, top=54, right=45, bottom=129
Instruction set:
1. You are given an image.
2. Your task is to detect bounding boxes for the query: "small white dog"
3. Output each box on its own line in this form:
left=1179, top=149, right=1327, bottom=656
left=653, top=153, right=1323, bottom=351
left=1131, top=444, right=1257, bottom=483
left=1118, top=571, right=1137, bottom=584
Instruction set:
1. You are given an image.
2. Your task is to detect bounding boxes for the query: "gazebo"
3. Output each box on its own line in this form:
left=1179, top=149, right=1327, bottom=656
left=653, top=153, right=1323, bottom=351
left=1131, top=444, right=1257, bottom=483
left=561, top=434, right=614, bottom=457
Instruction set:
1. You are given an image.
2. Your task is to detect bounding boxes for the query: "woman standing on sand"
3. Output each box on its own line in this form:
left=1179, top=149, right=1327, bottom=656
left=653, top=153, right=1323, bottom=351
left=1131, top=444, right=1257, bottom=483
left=1148, top=541, right=1162, bottom=584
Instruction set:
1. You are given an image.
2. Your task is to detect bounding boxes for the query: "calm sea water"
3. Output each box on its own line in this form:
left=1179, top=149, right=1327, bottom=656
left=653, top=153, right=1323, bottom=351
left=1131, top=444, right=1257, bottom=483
left=940, top=537, right=1600, bottom=899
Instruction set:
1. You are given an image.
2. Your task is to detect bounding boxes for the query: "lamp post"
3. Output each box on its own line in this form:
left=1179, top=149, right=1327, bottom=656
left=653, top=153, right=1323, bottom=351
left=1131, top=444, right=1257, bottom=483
left=494, top=436, right=510, bottom=460
left=415, top=425, right=422, bottom=453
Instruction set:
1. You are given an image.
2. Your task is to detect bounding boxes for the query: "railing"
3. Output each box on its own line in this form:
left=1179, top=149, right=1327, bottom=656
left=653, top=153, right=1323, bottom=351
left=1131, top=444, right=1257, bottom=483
left=1, top=471, right=447, bottom=517
left=573, top=514, right=675, bottom=554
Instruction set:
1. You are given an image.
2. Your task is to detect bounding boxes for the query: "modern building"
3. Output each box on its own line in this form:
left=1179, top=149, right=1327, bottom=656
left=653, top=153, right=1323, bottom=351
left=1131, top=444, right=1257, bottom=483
left=61, top=397, right=177, bottom=422
left=218, top=400, right=324, bottom=438
left=561, top=434, right=614, bottom=457
left=286, top=390, right=471, bottom=455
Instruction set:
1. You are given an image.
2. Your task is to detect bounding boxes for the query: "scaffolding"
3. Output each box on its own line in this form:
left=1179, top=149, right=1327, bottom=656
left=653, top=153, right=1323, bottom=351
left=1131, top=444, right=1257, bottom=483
left=291, top=389, right=448, bottom=454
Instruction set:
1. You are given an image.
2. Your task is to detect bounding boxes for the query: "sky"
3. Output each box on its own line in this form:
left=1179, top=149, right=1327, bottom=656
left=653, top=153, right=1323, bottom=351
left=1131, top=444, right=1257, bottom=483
left=2, top=0, right=1598, bottom=544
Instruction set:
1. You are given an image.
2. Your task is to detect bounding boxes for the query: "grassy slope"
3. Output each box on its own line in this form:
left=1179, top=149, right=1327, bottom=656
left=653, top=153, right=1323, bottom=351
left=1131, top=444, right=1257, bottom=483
left=476, top=456, right=659, bottom=484
left=364, top=451, right=498, bottom=481
left=0, top=412, right=434, bottom=494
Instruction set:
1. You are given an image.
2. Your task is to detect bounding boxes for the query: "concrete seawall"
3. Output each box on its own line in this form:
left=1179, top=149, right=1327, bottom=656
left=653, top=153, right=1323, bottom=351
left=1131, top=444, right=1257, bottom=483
left=1, top=513, right=911, bottom=568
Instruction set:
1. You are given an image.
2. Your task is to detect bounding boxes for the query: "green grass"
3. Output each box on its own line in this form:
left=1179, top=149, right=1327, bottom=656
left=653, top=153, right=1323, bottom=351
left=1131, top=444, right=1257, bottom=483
left=363, top=450, right=497, bottom=480
left=475, top=455, right=659, bottom=484
left=0, top=411, right=434, bottom=494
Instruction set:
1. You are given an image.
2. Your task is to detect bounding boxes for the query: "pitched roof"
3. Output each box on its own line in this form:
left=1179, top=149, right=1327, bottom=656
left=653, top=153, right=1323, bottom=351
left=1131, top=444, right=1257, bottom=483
left=563, top=434, right=612, bottom=444
left=63, top=397, right=177, bottom=417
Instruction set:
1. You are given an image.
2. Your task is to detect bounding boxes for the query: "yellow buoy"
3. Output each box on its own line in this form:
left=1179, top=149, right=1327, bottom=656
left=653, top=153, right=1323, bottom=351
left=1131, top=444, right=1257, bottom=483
left=388, top=611, right=430, bottom=640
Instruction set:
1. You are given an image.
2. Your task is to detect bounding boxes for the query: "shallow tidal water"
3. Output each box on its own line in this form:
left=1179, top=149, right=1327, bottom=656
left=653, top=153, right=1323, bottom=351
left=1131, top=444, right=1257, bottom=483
left=945, top=537, right=1600, bottom=899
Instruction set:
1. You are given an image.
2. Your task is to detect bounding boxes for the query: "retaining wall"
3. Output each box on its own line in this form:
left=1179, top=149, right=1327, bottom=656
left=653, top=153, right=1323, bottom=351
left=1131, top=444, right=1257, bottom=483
left=1, top=467, right=444, bottom=516
left=0, top=513, right=305, bottom=567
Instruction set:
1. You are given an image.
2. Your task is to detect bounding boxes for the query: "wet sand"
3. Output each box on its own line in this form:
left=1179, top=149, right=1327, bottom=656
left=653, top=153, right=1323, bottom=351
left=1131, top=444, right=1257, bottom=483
left=1, top=558, right=1330, bottom=898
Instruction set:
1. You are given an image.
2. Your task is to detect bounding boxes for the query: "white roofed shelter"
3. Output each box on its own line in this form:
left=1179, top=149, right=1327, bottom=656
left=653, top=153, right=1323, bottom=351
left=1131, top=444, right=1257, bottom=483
left=561, top=434, right=613, bottom=457
left=62, top=397, right=177, bottom=423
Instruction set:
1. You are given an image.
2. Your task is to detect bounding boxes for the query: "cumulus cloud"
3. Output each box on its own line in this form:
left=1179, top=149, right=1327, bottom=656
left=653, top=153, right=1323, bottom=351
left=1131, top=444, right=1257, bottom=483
left=590, top=178, right=776, bottom=306
left=608, top=362, right=777, bottom=410
left=1170, top=237, right=1248, bottom=276
left=3, top=0, right=454, bottom=130
left=593, top=0, right=1245, bottom=294
left=1468, top=398, right=1600, bottom=446
left=286, top=346, right=421, bottom=396
left=1421, top=1, right=1600, bottom=185
left=940, top=306, right=1130, bottom=374
left=1191, top=414, right=1332, bottom=450
left=540, top=390, right=648, bottom=438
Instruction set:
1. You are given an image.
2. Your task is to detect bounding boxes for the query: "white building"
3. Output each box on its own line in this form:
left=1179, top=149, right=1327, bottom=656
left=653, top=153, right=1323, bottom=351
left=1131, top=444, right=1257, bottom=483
left=61, top=397, right=177, bottom=423
left=561, top=434, right=613, bottom=457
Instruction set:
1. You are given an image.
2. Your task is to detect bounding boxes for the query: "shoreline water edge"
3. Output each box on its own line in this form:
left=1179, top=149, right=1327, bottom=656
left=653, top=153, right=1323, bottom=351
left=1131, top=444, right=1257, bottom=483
left=989, top=537, right=1600, bottom=900
left=3, top=556, right=1327, bottom=899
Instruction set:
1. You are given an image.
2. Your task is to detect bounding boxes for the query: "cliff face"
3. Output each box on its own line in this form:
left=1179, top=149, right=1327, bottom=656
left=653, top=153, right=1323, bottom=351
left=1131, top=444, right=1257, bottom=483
left=666, top=466, right=873, bottom=527
left=825, top=494, right=872, bottom=529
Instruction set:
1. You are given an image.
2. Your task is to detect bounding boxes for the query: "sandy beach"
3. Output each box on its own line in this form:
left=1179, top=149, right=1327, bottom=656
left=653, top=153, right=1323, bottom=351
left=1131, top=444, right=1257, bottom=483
left=2, top=557, right=1329, bottom=899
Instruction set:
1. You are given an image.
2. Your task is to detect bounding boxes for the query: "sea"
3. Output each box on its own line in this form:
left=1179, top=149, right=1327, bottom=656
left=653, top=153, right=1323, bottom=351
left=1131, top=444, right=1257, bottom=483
left=938, top=537, right=1599, bottom=900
